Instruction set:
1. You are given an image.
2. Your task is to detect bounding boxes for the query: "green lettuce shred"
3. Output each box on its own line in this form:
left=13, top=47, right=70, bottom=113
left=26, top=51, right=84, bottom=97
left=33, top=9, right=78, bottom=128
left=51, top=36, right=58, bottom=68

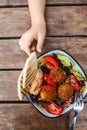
left=82, top=86, right=87, bottom=91
left=37, top=103, right=42, bottom=110
left=38, top=58, right=43, bottom=68
left=70, top=68, right=85, bottom=81
left=57, top=54, right=71, bottom=67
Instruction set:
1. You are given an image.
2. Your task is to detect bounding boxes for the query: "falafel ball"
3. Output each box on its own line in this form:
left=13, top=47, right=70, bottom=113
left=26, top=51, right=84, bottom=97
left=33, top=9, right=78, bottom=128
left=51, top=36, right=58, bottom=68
left=50, top=67, right=66, bottom=83
left=57, top=83, right=74, bottom=101
left=40, top=85, right=57, bottom=102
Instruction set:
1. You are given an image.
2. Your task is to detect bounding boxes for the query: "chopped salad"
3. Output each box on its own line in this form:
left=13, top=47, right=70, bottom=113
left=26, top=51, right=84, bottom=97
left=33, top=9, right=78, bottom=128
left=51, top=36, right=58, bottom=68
left=30, top=53, right=87, bottom=116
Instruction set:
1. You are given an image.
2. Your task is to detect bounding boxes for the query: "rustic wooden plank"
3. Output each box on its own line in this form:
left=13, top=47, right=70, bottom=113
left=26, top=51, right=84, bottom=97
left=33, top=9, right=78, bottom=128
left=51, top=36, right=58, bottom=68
left=0, top=70, right=87, bottom=101
left=0, top=104, right=70, bottom=130
left=0, top=71, right=20, bottom=100
left=0, top=39, right=27, bottom=69
left=0, top=38, right=87, bottom=70
left=0, top=104, right=87, bottom=130
left=0, top=7, right=87, bottom=37
left=46, top=6, right=87, bottom=36
left=0, top=0, right=27, bottom=6
left=0, top=0, right=87, bottom=6
left=48, top=0, right=87, bottom=4
left=0, top=8, right=30, bottom=37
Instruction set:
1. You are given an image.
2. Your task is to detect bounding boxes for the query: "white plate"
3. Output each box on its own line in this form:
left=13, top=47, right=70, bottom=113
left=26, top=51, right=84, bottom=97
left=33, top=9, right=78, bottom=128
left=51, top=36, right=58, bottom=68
left=27, top=49, right=87, bottom=118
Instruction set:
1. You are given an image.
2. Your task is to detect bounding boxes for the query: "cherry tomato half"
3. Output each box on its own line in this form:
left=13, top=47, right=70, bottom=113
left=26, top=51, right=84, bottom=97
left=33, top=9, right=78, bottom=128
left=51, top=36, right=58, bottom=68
left=70, top=74, right=81, bottom=92
left=43, top=56, right=59, bottom=67
left=44, top=74, right=56, bottom=87
left=42, top=103, right=63, bottom=115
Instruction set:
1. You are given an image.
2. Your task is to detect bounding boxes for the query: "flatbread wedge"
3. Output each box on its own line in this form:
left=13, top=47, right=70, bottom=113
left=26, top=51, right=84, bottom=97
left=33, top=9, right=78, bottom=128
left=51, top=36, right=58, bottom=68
left=17, top=70, right=30, bottom=100
left=18, top=52, right=38, bottom=100
left=23, top=52, right=38, bottom=89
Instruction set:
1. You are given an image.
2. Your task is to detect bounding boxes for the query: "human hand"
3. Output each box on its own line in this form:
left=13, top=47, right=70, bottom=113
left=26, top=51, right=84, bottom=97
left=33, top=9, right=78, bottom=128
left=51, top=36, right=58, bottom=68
left=19, top=22, right=46, bottom=56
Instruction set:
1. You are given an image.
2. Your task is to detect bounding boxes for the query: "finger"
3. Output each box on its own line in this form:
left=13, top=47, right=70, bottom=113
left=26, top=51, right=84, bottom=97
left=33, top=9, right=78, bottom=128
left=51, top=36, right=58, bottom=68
left=19, top=34, right=25, bottom=46
left=37, top=35, right=45, bottom=53
left=25, top=44, right=35, bottom=56
left=30, top=44, right=35, bottom=52
left=19, top=37, right=22, bottom=46
left=20, top=41, right=33, bottom=56
left=20, top=34, right=35, bottom=56
left=24, top=46, right=31, bottom=56
left=27, top=39, right=36, bottom=54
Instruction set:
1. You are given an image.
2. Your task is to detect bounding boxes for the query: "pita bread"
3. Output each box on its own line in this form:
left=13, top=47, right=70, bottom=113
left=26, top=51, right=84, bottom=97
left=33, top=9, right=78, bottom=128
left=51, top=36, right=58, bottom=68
left=17, top=52, right=38, bottom=100
left=17, top=71, right=28, bottom=100
left=23, top=52, right=38, bottom=89
left=18, top=71, right=25, bottom=100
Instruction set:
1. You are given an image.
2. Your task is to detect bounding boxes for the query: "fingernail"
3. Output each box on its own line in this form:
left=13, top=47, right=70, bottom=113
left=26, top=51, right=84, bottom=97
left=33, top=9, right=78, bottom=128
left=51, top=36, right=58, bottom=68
left=38, top=48, right=42, bottom=52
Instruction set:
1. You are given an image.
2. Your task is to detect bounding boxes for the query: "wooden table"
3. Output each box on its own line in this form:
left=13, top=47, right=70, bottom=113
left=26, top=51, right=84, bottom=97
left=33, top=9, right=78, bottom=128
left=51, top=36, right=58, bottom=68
left=0, top=0, right=87, bottom=130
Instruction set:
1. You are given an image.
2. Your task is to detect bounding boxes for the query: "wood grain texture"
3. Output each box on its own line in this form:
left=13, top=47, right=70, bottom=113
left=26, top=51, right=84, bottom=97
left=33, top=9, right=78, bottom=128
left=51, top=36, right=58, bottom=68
left=0, top=8, right=30, bottom=37
left=0, top=0, right=87, bottom=6
left=48, top=0, right=87, bottom=4
left=0, top=39, right=27, bottom=69
left=0, top=104, right=87, bottom=130
left=0, top=38, right=87, bottom=70
left=46, top=6, right=87, bottom=36
left=0, top=0, right=28, bottom=6
left=0, top=71, right=20, bottom=100
left=0, top=6, right=87, bottom=37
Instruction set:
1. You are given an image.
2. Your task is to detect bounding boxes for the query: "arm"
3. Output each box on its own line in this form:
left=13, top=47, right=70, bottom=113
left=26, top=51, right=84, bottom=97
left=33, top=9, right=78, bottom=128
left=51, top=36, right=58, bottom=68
left=19, top=0, right=46, bottom=56
left=28, top=0, right=45, bottom=26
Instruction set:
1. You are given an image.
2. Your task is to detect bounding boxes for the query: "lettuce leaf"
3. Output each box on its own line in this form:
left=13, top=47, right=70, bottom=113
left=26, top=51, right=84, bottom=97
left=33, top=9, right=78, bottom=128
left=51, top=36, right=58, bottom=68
left=70, top=68, right=85, bottom=81
left=57, top=54, right=71, bottom=67
left=82, top=86, right=87, bottom=91
left=38, top=59, right=43, bottom=68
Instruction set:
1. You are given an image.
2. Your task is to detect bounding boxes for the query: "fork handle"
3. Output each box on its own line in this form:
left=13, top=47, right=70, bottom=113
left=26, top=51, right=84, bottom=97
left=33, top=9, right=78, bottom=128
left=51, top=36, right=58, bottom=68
left=70, top=112, right=78, bottom=130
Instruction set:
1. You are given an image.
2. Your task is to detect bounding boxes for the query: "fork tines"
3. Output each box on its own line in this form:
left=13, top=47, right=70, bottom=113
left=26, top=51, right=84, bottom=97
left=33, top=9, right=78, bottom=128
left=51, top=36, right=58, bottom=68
left=74, top=92, right=83, bottom=104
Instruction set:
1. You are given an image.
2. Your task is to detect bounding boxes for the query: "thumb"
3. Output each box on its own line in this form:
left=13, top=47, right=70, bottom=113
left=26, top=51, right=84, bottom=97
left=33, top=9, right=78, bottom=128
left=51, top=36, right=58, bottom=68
left=37, top=35, right=45, bottom=53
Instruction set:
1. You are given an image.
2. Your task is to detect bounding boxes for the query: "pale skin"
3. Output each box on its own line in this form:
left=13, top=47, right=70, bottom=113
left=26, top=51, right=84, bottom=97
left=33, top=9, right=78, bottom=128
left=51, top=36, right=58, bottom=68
left=19, top=0, right=46, bottom=56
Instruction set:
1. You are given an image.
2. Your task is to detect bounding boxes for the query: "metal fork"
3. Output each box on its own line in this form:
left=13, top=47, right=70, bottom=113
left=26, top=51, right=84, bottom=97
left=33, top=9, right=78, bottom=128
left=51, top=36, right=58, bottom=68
left=70, top=92, right=84, bottom=130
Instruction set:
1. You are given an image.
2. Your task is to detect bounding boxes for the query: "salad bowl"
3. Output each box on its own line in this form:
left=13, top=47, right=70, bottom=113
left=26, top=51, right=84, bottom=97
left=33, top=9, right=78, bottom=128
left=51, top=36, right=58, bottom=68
left=26, top=49, right=87, bottom=118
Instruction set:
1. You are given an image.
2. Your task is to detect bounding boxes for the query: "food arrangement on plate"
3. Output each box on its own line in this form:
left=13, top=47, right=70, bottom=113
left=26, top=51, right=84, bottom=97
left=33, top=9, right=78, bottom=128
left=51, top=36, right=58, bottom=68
left=18, top=50, right=87, bottom=118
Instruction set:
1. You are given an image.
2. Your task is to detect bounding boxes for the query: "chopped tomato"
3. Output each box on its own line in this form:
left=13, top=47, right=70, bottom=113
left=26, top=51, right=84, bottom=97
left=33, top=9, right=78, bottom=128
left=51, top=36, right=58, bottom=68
left=70, top=74, right=81, bottom=92
left=46, top=62, right=54, bottom=70
left=44, top=74, right=56, bottom=87
left=43, top=56, right=59, bottom=67
left=42, top=103, right=63, bottom=115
